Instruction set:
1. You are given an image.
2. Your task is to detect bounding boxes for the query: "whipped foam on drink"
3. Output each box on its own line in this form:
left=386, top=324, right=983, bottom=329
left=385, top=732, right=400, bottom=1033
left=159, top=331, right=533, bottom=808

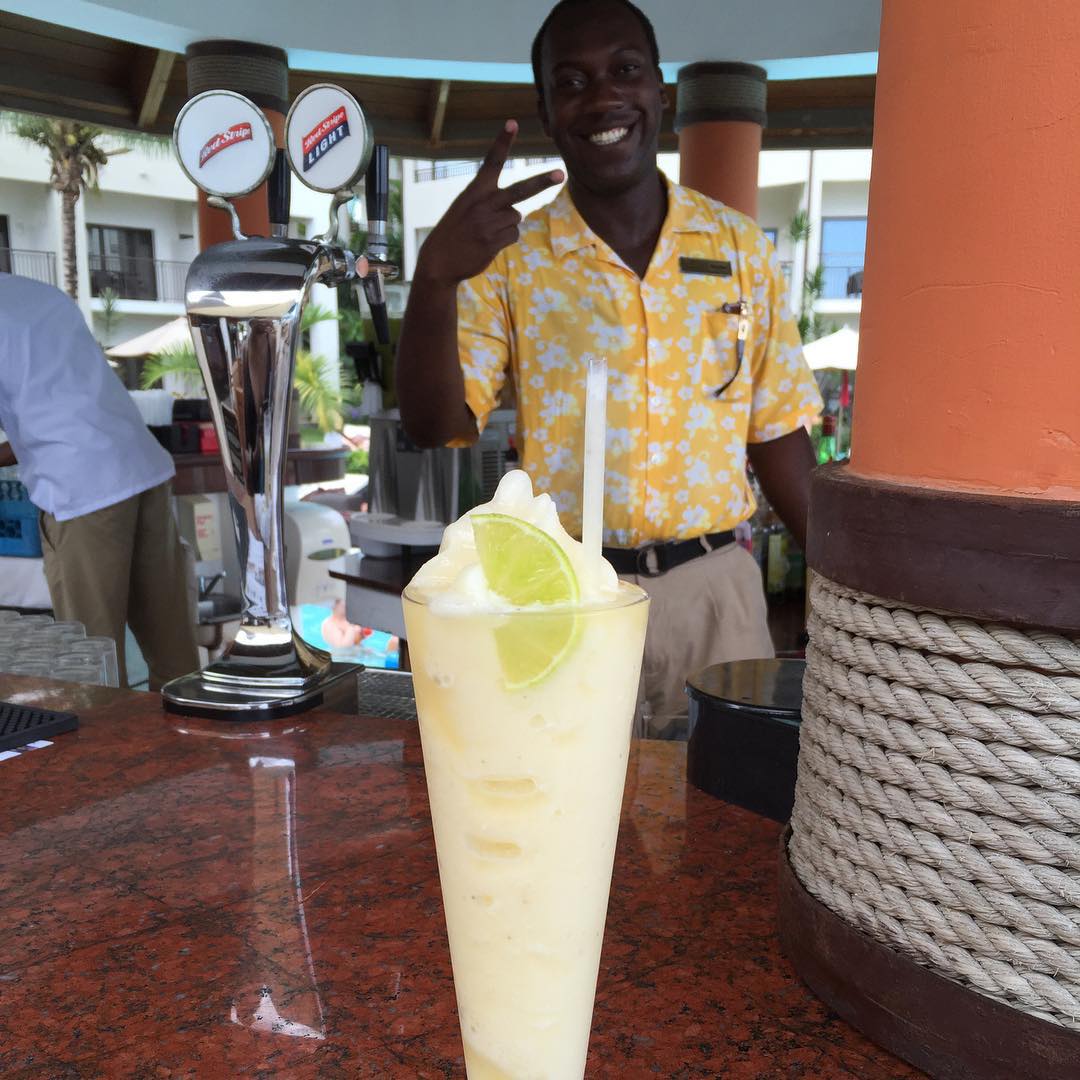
left=407, top=469, right=619, bottom=613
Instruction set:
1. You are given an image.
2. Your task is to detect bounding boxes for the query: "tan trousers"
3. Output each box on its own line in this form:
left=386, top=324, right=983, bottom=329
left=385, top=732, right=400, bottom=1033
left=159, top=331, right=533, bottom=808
left=39, top=481, right=199, bottom=690
left=621, top=542, right=774, bottom=739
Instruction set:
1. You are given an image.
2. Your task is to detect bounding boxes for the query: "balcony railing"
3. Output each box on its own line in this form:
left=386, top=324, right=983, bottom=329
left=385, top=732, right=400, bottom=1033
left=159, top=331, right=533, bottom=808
left=821, top=262, right=864, bottom=299
left=414, top=160, right=480, bottom=182
left=0, top=248, right=57, bottom=286
left=414, top=156, right=560, bottom=182
left=89, top=255, right=189, bottom=303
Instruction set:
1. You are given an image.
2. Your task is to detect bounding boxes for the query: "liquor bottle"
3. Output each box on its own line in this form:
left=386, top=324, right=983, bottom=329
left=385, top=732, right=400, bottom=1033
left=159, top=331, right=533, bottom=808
left=817, top=414, right=838, bottom=465
left=503, top=435, right=519, bottom=475
left=766, top=524, right=789, bottom=599
left=746, top=468, right=769, bottom=573
left=785, top=539, right=806, bottom=596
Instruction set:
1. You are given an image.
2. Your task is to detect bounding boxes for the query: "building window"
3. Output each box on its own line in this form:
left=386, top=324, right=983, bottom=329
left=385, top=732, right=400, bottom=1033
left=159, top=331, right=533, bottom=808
left=87, top=225, right=157, bottom=301
left=819, top=217, right=867, bottom=298
left=762, top=227, right=778, bottom=246
left=0, top=215, right=9, bottom=273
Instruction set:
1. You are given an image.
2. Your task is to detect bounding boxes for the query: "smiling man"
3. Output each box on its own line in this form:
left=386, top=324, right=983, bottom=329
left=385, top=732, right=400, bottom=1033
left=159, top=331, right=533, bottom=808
left=397, top=0, right=822, bottom=737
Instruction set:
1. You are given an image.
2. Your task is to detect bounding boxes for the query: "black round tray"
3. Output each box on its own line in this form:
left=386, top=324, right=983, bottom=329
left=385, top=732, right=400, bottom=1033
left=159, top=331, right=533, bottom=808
left=686, top=658, right=804, bottom=821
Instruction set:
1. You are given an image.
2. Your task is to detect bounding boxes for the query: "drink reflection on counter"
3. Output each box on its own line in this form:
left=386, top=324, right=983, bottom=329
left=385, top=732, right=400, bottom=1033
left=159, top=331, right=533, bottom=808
left=229, top=754, right=326, bottom=1041
left=170, top=717, right=327, bottom=1042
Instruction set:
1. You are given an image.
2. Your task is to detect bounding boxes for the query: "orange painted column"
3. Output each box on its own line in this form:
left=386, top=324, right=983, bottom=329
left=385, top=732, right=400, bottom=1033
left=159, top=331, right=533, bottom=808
left=676, top=62, right=766, bottom=219
left=849, top=1, right=1080, bottom=501
left=185, top=41, right=289, bottom=249
left=808, top=0, right=1080, bottom=632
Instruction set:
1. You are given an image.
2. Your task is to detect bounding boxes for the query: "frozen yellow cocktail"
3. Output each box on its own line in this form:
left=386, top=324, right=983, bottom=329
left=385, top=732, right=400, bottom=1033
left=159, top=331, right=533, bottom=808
left=403, top=470, right=648, bottom=1079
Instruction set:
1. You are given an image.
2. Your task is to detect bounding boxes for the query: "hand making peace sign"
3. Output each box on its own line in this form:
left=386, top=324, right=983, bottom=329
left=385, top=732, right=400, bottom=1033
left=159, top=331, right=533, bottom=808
left=415, top=120, right=565, bottom=287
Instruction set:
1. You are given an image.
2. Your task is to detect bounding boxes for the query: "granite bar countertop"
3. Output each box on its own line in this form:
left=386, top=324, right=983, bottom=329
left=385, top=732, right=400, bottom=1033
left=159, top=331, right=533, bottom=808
left=0, top=675, right=921, bottom=1078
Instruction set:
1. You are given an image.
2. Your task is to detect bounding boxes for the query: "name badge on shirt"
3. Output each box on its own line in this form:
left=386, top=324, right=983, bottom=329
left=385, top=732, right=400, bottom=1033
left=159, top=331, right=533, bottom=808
left=679, top=257, right=732, bottom=277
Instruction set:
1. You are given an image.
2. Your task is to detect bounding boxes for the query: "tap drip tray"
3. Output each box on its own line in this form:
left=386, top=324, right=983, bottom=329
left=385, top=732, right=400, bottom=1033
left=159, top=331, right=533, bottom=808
left=356, top=669, right=416, bottom=722
left=162, top=662, right=360, bottom=720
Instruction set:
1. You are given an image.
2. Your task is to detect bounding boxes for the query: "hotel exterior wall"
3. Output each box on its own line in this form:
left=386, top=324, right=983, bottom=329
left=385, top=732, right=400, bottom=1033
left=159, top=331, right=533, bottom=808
left=402, top=147, right=872, bottom=329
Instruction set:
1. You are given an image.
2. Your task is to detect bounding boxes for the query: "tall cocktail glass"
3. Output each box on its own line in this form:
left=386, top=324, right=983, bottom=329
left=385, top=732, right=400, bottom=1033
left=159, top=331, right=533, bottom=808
left=403, top=582, right=648, bottom=1079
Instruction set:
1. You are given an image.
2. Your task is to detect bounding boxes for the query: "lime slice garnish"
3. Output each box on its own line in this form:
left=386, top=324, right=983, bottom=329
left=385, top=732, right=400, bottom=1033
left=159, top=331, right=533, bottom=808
left=472, top=514, right=580, bottom=606
left=472, top=513, right=580, bottom=689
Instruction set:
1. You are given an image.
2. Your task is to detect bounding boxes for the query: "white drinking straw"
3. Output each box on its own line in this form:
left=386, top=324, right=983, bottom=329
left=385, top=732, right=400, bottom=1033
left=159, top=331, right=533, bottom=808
left=581, top=354, right=608, bottom=564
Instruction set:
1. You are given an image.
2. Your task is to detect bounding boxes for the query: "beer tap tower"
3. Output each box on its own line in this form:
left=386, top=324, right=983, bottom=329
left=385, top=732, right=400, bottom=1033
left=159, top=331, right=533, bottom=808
left=163, top=84, right=396, bottom=719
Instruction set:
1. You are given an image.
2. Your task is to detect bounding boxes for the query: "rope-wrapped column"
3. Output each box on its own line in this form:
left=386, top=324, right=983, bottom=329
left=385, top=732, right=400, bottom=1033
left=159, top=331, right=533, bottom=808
left=790, top=574, right=1080, bottom=1029
left=782, top=1, right=1080, bottom=1073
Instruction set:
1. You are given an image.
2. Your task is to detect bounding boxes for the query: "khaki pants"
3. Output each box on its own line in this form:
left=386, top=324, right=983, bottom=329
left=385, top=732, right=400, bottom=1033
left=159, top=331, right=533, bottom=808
left=39, top=481, right=199, bottom=690
left=621, top=542, right=774, bottom=739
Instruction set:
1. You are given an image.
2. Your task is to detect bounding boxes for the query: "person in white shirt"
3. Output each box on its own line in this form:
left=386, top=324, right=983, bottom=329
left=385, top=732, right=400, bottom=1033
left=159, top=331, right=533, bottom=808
left=0, top=273, right=198, bottom=688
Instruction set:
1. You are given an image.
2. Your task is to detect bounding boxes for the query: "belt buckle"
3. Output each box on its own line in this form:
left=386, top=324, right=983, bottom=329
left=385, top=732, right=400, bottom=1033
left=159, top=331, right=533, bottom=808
left=635, top=542, right=666, bottom=578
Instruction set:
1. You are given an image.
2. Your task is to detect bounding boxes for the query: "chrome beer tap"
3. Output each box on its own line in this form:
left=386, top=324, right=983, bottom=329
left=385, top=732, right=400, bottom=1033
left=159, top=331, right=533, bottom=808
left=304, top=128, right=396, bottom=343
left=361, top=145, right=398, bottom=345
left=163, top=86, right=379, bottom=718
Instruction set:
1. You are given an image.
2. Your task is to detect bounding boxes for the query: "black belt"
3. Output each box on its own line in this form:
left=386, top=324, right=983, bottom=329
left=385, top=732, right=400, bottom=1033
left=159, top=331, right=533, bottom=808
left=602, top=531, right=735, bottom=578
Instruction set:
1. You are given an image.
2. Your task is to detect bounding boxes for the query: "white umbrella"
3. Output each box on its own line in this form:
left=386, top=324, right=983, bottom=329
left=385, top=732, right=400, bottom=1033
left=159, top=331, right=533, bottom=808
left=802, top=325, right=859, bottom=371
left=105, top=317, right=192, bottom=358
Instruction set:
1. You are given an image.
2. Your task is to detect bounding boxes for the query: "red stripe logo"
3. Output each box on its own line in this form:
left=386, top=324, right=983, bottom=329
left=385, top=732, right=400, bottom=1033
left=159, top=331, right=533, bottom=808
left=199, top=122, right=254, bottom=167
left=303, top=107, right=348, bottom=156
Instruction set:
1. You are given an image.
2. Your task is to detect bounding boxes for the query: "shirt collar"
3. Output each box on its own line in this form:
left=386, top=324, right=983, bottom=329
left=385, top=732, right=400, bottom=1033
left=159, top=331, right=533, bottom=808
left=546, top=174, right=719, bottom=260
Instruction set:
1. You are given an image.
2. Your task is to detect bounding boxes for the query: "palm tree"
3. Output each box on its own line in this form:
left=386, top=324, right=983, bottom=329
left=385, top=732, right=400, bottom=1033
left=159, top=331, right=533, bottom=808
left=10, top=118, right=115, bottom=300
left=5, top=114, right=166, bottom=301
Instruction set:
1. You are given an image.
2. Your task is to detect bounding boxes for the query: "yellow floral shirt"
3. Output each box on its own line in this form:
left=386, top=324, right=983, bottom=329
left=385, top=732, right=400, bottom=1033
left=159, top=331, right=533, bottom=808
left=457, top=178, right=822, bottom=546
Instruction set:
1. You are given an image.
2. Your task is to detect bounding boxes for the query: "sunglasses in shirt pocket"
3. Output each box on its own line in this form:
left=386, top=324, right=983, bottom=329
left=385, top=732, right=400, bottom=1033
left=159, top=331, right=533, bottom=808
left=701, top=309, right=751, bottom=402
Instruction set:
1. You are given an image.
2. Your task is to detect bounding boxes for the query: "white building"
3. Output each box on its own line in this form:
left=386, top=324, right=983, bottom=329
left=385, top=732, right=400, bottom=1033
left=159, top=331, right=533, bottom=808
left=0, top=125, right=870, bottom=347
left=402, top=148, right=872, bottom=332
left=0, top=129, right=343, bottom=365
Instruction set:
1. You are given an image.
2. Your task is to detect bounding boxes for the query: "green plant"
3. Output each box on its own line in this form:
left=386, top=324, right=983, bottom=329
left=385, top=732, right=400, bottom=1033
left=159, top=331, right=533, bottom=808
left=787, top=214, right=840, bottom=344
left=346, top=447, right=369, bottom=474
left=349, top=177, right=404, bottom=272
left=139, top=341, right=201, bottom=392
left=294, top=351, right=346, bottom=434
left=788, top=210, right=811, bottom=246
left=337, top=305, right=368, bottom=347
left=295, top=302, right=349, bottom=433
left=300, top=303, right=340, bottom=335
left=97, top=286, right=121, bottom=349
left=334, top=307, right=404, bottom=411
left=797, top=265, right=830, bottom=344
